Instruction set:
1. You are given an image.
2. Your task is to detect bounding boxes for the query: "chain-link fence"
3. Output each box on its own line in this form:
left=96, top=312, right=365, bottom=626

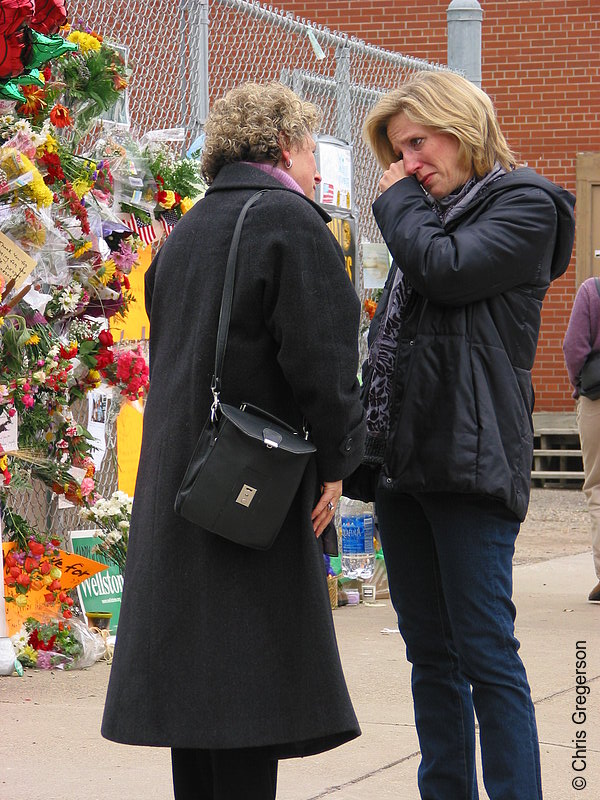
left=8, top=0, right=446, bottom=544
left=68, top=0, right=447, bottom=256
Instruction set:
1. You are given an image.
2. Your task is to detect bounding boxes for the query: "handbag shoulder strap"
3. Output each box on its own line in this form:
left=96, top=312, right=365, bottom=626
left=212, top=190, right=268, bottom=407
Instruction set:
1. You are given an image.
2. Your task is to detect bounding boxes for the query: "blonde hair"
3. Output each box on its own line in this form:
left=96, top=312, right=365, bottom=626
left=362, top=71, right=516, bottom=177
left=201, top=81, right=321, bottom=183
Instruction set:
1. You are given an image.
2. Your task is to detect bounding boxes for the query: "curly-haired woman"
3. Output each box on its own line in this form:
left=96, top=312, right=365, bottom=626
left=102, top=82, right=366, bottom=799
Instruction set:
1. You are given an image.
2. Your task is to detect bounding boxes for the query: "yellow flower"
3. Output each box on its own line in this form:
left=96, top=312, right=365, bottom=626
left=0, top=455, right=7, bottom=471
left=15, top=595, right=28, bottom=608
left=72, top=177, right=93, bottom=199
left=19, top=153, right=53, bottom=207
left=158, top=190, right=178, bottom=209
left=180, top=196, right=198, bottom=215
left=42, top=134, right=59, bottom=155
left=98, top=259, right=116, bottom=285
left=87, top=369, right=101, bottom=387
left=25, top=334, right=40, bottom=346
left=73, top=241, right=92, bottom=258
left=67, top=31, right=102, bottom=54
left=21, top=645, right=38, bottom=662
left=0, top=317, right=4, bottom=327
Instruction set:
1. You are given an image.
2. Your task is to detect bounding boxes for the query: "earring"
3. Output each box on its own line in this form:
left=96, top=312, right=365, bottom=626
left=284, top=158, right=293, bottom=169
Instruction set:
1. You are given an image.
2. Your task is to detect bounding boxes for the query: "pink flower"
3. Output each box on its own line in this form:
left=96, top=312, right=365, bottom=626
left=22, top=394, right=34, bottom=408
left=80, top=477, right=95, bottom=497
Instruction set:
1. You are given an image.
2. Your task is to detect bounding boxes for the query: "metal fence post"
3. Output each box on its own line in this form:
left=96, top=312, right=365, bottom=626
left=447, top=0, right=482, bottom=87
left=335, top=42, right=351, bottom=143
left=185, top=0, right=210, bottom=140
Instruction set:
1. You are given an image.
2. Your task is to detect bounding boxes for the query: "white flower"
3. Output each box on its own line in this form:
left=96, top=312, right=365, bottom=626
left=11, top=629, right=28, bottom=654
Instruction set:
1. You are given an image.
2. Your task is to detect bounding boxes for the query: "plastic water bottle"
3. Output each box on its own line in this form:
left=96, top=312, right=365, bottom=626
left=339, top=497, right=375, bottom=580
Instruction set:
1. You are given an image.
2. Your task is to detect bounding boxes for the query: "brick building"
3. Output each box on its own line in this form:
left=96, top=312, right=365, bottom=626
left=278, top=0, right=599, bottom=412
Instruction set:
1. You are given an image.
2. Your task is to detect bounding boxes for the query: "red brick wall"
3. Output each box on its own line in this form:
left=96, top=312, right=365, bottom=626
left=278, top=0, right=600, bottom=411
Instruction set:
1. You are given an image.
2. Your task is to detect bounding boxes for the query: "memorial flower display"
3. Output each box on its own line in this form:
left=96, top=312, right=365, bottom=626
left=79, top=489, right=131, bottom=574
left=0, top=2, right=158, bottom=623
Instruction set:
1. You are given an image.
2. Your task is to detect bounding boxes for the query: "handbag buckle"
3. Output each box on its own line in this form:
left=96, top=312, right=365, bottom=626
left=210, top=379, right=220, bottom=422
left=263, top=428, right=282, bottom=448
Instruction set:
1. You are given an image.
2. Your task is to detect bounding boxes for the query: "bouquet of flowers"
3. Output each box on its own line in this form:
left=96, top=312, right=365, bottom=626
left=10, top=614, right=106, bottom=670
left=11, top=616, right=83, bottom=669
left=79, top=489, right=132, bottom=573
left=2, top=509, right=72, bottom=617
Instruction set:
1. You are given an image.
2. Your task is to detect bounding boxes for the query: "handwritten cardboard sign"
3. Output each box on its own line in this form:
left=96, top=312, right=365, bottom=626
left=0, top=231, right=37, bottom=291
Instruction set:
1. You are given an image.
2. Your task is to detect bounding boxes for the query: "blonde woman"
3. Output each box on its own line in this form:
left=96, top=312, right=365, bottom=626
left=102, top=82, right=365, bottom=800
left=359, top=71, right=575, bottom=799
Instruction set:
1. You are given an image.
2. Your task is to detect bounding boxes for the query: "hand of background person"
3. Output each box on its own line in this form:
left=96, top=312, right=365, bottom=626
left=312, top=479, right=342, bottom=538
left=379, top=159, right=407, bottom=194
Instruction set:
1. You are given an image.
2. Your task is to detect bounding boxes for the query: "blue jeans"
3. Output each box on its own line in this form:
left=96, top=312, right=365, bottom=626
left=375, top=490, right=542, bottom=800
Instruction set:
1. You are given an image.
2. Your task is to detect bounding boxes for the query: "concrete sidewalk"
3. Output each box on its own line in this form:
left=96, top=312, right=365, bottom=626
left=1, top=549, right=599, bottom=799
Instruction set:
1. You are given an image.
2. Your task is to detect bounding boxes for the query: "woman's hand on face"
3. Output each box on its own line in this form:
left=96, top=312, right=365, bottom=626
left=311, top=480, right=342, bottom=538
left=379, top=159, right=408, bottom=194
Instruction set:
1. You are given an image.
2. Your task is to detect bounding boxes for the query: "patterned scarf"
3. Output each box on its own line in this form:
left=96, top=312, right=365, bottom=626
left=364, top=164, right=506, bottom=463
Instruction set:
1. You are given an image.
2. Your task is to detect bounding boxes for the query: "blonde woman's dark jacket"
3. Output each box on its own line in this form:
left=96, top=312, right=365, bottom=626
left=364, top=168, right=575, bottom=520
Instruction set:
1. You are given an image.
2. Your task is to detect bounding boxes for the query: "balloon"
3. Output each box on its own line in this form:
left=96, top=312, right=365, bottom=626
left=0, top=0, right=34, bottom=37
left=24, top=27, right=77, bottom=69
left=31, top=0, right=67, bottom=36
left=0, top=80, right=26, bottom=101
left=0, top=29, right=26, bottom=79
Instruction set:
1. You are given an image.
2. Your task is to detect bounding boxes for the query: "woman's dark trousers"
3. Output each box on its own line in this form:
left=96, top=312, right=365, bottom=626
left=171, top=747, right=278, bottom=800
left=375, top=490, right=542, bottom=800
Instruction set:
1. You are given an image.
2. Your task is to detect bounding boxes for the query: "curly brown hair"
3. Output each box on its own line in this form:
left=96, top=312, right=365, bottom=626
left=201, top=82, right=321, bottom=184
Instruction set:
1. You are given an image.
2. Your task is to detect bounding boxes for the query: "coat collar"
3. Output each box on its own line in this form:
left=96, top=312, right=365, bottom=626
left=205, top=162, right=332, bottom=223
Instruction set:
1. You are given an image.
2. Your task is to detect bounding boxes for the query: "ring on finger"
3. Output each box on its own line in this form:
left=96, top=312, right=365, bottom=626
left=327, top=501, right=335, bottom=512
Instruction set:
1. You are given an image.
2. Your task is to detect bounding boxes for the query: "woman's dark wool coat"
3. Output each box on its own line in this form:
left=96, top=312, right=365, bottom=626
left=101, top=164, right=366, bottom=757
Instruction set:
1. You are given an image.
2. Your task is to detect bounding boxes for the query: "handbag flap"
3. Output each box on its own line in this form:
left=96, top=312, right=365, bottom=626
left=221, top=404, right=316, bottom=455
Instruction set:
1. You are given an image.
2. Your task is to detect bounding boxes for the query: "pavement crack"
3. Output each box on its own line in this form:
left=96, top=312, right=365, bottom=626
left=303, top=751, right=421, bottom=798
left=533, top=673, right=600, bottom=706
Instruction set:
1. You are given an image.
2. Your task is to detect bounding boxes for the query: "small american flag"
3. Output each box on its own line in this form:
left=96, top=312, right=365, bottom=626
left=321, top=182, right=335, bottom=204
left=160, top=209, right=179, bottom=237
left=128, top=213, right=158, bottom=245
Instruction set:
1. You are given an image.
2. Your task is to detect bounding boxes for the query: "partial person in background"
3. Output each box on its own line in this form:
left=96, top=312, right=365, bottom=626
left=563, top=276, right=600, bottom=602
left=102, top=81, right=366, bottom=800
left=359, top=70, right=575, bottom=800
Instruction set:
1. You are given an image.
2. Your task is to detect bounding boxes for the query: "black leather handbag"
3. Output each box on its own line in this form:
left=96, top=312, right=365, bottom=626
left=174, top=191, right=316, bottom=549
left=579, top=278, right=600, bottom=401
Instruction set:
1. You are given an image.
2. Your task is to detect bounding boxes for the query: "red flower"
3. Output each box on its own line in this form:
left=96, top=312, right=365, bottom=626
left=62, top=609, right=72, bottom=619
left=16, top=571, right=31, bottom=587
left=40, top=151, right=64, bottom=184
left=98, top=329, right=114, bottom=347
left=29, top=629, right=56, bottom=652
left=95, top=348, right=115, bottom=370
left=40, top=561, right=51, bottom=575
left=24, top=556, right=38, bottom=573
left=49, top=103, right=73, bottom=128
left=16, top=83, right=47, bottom=117
left=59, top=342, right=78, bottom=359
left=28, top=540, right=45, bottom=556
